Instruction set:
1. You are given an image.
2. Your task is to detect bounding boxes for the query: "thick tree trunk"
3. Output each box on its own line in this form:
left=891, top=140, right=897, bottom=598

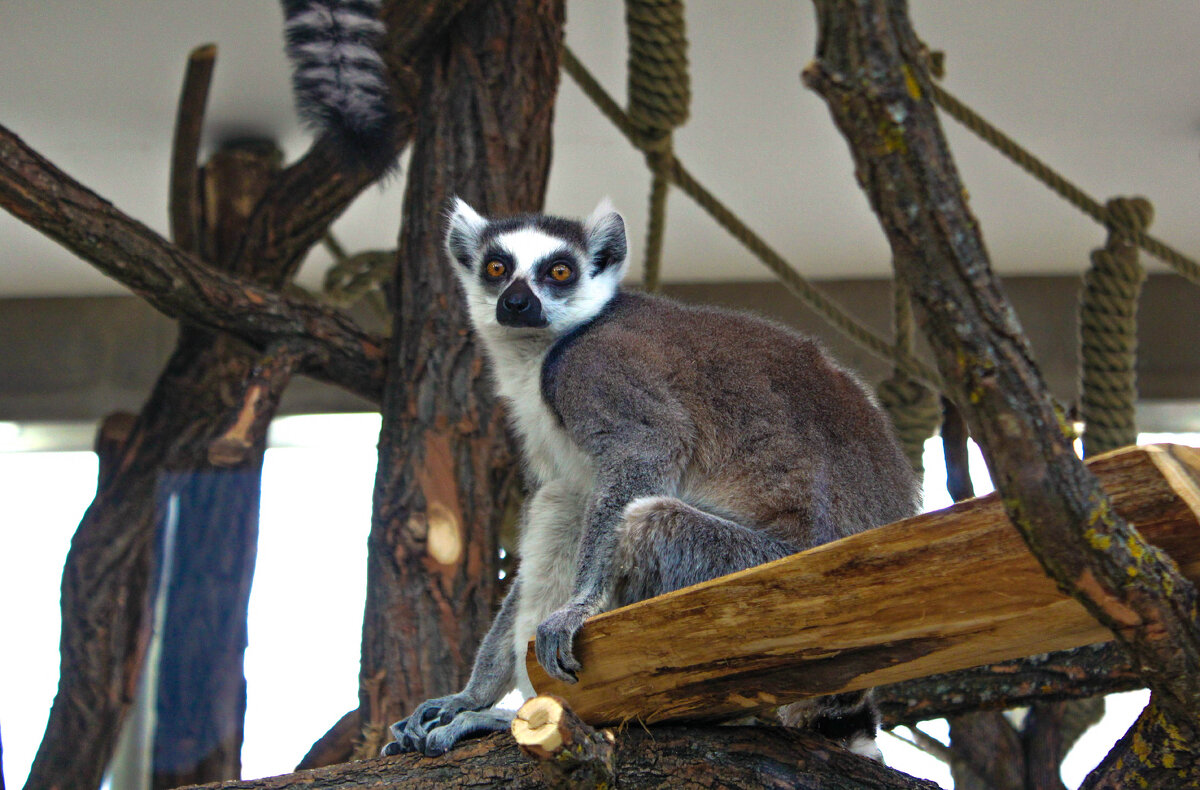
left=22, top=141, right=286, bottom=790
left=26, top=331, right=259, bottom=790
left=357, top=0, right=564, bottom=754
left=147, top=141, right=281, bottom=790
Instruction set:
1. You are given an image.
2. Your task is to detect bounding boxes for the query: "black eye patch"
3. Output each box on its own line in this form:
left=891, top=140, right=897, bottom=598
left=535, top=252, right=581, bottom=287
left=479, top=249, right=514, bottom=285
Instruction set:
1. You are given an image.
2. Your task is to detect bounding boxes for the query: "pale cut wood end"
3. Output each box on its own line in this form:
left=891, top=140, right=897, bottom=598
left=513, top=695, right=568, bottom=759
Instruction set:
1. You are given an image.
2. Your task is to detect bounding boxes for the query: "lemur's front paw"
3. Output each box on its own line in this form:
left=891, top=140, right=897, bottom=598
left=382, top=693, right=477, bottom=756
left=535, top=605, right=588, bottom=683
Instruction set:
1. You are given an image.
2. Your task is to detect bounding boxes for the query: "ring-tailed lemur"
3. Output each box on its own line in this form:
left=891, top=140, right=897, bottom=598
left=280, top=0, right=395, bottom=168
left=383, top=199, right=920, bottom=760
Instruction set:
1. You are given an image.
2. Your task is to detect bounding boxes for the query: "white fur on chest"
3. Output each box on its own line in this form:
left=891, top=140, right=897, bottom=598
left=484, top=335, right=593, bottom=487
left=479, top=334, right=595, bottom=698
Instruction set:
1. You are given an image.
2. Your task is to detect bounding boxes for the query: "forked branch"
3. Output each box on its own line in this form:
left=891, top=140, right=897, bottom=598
left=0, top=124, right=386, bottom=403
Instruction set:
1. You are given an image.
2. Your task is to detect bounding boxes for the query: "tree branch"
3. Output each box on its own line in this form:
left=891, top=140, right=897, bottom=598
left=803, top=0, right=1200, bottom=737
left=228, top=0, right=473, bottom=282
left=169, top=43, right=215, bottom=253
left=355, top=0, right=558, bottom=754
left=182, top=727, right=940, bottom=790
left=1081, top=698, right=1199, bottom=789
left=208, top=340, right=309, bottom=467
left=876, top=644, right=1140, bottom=727
left=0, top=123, right=386, bottom=403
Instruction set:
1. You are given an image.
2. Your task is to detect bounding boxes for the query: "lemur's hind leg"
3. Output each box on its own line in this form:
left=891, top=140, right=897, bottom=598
left=613, top=496, right=884, bottom=762
left=613, top=496, right=796, bottom=606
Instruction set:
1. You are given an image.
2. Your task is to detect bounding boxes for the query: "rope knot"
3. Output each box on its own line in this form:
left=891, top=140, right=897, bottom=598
left=1104, top=196, right=1153, bottom=238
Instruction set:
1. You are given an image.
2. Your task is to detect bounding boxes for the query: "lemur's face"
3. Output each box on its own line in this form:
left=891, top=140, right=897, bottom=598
left=445, top=199, right=628, bottom=336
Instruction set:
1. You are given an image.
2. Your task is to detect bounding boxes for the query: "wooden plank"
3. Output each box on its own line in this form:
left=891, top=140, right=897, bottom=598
left=526, top=444, right=1200, bottom=725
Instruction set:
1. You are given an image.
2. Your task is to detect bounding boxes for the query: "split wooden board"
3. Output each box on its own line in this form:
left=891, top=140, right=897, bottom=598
left=526, top=444, right=1200, bottom=725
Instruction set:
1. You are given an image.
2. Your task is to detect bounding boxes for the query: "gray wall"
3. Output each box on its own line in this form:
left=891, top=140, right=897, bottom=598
left=1, top=274, right=1196, bottom=424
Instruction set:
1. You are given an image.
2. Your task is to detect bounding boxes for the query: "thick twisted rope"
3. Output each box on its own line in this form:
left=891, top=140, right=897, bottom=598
left=930, top=81, right=1200, bottom=287
left=1079, top=197, right=1151, bottom=455
left=626, top=0, right=690, bottom=138
left=625, top=0, right=689, bottom=292
left=561, top=47, right=942, bottom=389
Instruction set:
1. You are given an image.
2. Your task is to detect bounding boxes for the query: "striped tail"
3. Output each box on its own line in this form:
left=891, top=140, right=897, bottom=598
left=282, top=0, right=397, bottom=169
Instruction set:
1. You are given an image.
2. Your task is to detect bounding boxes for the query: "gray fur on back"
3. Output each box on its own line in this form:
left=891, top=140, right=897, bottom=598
left=542, top=290, right=919, bottom=551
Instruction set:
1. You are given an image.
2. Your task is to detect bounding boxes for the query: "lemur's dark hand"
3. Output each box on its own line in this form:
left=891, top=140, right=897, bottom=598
left=535, top=605, right=588, bottom=683
left=382, top=693, right=477, bottom=756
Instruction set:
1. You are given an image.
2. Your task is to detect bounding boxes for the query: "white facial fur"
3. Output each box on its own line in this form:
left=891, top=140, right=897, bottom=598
left=445, top=198, right=629, bottom=339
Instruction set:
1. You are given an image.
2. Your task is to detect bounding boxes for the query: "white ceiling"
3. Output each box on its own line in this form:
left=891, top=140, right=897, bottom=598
left=2, top=2, right=1200, bottom=297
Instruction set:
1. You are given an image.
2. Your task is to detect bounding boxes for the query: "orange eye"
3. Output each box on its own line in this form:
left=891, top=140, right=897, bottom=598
left=485, top=260, right=507, bottom=279
left=549, top=262, right=573, bottom=282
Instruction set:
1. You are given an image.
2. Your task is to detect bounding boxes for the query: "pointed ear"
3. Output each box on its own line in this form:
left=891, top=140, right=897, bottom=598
left=445, top=197, right=487, bottom=267
left=583, top=199, right=628, bottom=276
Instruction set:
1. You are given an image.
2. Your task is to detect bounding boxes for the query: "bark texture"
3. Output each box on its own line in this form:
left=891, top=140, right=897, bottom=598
left=180, top=728, right=940, bottom=790
left=877, top=644, right=1139, bottom=727
left=802, top=0, right=1200, bottom=782
left=0, top=124, right=386, bottom=403
left=1080, top=698, right=1199, bottom=789
left=357, top=0, right=564, bottom=754
left=149, top=143, right=282, bottom=789
left=22, top=141, right=287, bottom=790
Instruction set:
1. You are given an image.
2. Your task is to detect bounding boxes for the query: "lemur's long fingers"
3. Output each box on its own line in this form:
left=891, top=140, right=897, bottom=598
left=537, top=630, right=580, bottom=683
left=388, top=697, right=455, bottom=749
left=422, top=709, right=516, bottom=756
left=381, top=721, right=422, bottom=756
left=557, top=642, right=582, bottom=681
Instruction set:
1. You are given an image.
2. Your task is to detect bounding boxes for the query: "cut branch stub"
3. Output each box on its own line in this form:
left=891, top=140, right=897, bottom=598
left=169, top=43, right=216, bottom=254
left=513, top=695, right=616, bottom=789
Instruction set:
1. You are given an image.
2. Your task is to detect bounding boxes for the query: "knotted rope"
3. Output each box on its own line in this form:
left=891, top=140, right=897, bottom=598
left=928, top=80, right=1200, bottom=288
left=1079, top=197, right=1151, bottom=456
left=625, top=0, right=689, bottom=291
left=561, top=47, right=941, bottom=388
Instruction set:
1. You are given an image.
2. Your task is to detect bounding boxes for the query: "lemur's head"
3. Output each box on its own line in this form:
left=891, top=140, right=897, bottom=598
left=445, top=198, right=628, bottom=336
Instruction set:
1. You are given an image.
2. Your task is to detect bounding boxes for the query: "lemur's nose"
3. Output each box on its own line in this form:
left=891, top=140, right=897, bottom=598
left=503, top=291, right=531, bottom=312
